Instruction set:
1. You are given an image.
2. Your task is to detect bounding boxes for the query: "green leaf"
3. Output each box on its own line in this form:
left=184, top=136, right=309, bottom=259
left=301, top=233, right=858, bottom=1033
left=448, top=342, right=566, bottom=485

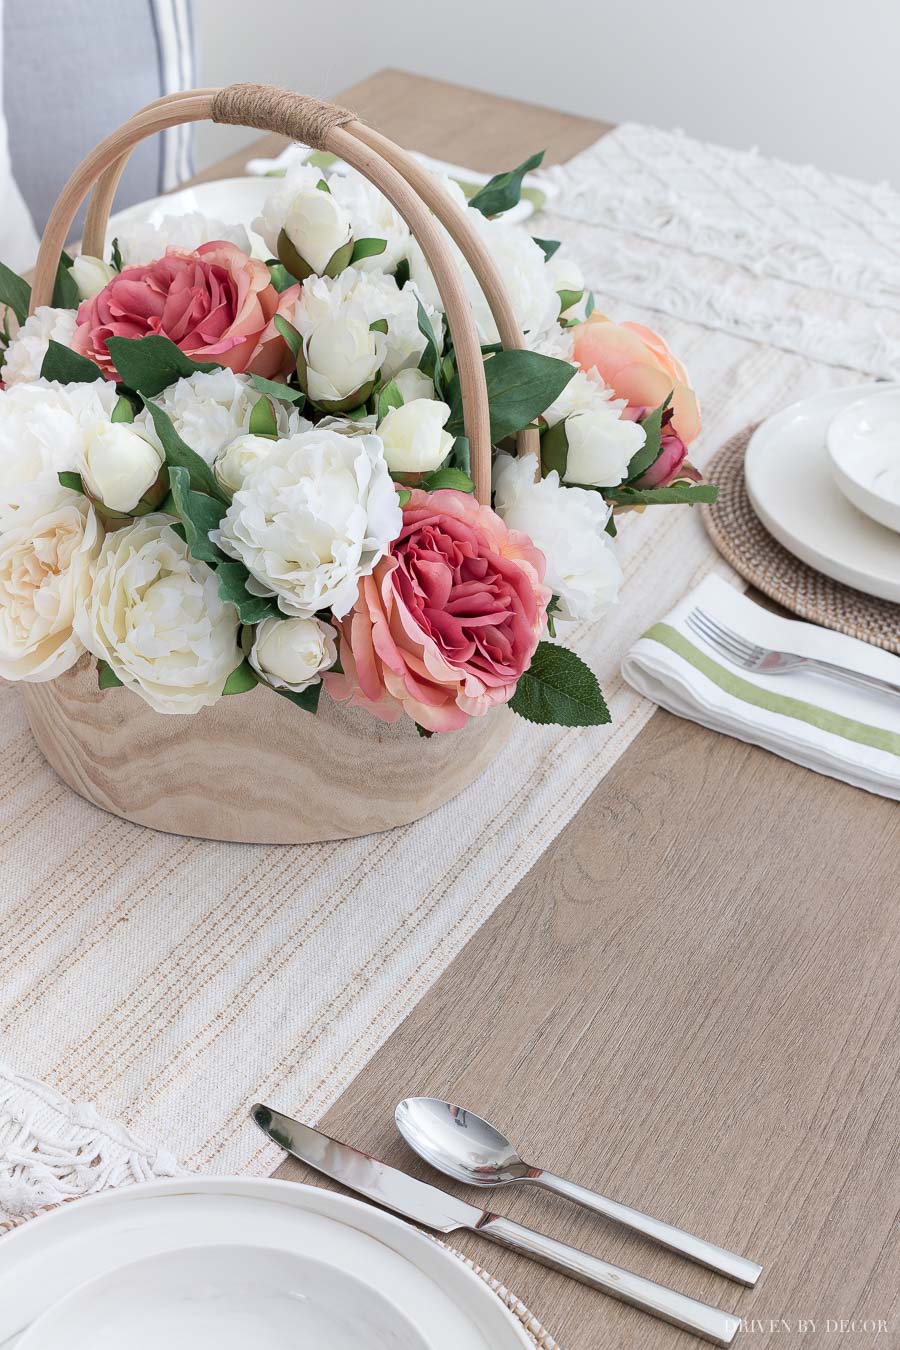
left=52, top=253, right=80, bottom=310
left=604, top=514, right=617, bottom=538
left=104, top=335, right=221, bottom=397
left=167, top=465, right=226, bottom=564
left=539, top=419, right=568, bottom=478
left=58, top=470, right=86, bottom=494
left=97, top=659, right=123, bottom=690
left=557, top=288, right=583, bottom=314
left=545, top=594, right=560, bottom=638
left=274, top=682, right=322, bottom=714
left=449, top=435, right=471, bottom=477
left=468, top=151, right=545, bottom=217
left=396, top=488, right=411, bottom=506
left=111, top=394, right=135, bottom=423
left=266, top=259, right=300, bottom=293
left=369, top=318, right=389, bottom=334
left=216, top=560, right=283, bottom=624
left=510, top=641, right=610, bottom=727
left=351, top=237, right=388, bottom=263
left=446, top=350, right=575, bottom=444
left=144, top=400, right=224, bottom=500
left=223, top=660, right=259, bottom=695
left=584, top=290, right=596, bottom=319
left=415, top=722, right=434, bottom=738
left=377, top=379, right=404, bottom=422
left=533, top=237, right=561, bottom=261
left=249, top=395, right=278, bottom=438
left=415, top=297, right=442, bottom=390
left=603, top=482, right=719, bottom=507
left=110, top=238, right=123, bottom=272
left=0, top=261, right=31, bottom=325
left=625, top=394, right=672, bottom=482
left=421, top=467, right=475, bottom=493
left=41, top=340, right=103, bottom=384
left=394, top=258, right=410, bottom=289
left=249, top=373, right=305, bottom=406
left=274, top=313, right=302, bottom=360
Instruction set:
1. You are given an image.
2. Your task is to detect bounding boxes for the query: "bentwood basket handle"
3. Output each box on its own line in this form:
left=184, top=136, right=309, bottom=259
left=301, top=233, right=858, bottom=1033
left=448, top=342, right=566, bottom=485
left=30, top=83, right=542, bottom=503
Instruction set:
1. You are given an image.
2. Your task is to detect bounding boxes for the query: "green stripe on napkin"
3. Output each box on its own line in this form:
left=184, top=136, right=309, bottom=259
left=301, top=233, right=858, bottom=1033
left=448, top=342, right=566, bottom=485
left=644, top=623, right=900, bottom=757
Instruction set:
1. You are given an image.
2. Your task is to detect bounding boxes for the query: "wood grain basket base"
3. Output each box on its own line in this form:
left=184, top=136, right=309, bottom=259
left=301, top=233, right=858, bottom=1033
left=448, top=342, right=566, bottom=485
left=22, top=84, right=538, bottom=844
left=701, top=428, right=900, bottom=655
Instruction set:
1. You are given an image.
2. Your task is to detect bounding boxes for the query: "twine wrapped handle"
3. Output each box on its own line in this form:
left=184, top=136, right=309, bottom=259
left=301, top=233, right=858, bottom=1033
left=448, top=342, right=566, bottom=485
left=31, top=83, right=541, bottom=502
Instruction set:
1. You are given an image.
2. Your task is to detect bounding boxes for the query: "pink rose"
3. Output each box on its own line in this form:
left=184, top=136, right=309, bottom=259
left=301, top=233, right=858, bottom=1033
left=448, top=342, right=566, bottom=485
left=72, top=242, right=300, bottom=381
left=325, top=488, right=550, bottom=733
left=571, top=313, right=701, bottom=446
left=623, top=406, right=702, bottom=489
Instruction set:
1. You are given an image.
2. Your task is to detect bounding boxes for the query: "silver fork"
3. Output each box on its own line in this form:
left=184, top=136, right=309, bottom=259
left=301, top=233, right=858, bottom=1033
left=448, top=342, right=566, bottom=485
left=686, top=608, right=900, bottom=701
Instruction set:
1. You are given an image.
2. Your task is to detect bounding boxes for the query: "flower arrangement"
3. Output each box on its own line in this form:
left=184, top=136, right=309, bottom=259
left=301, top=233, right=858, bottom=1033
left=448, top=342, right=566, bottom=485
left=0, top=150, right=713, bottom=735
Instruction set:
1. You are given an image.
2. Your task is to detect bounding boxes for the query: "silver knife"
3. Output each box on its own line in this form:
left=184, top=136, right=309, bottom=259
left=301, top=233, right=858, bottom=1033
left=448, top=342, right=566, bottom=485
left=252, top=1105, right=741, bottom=1346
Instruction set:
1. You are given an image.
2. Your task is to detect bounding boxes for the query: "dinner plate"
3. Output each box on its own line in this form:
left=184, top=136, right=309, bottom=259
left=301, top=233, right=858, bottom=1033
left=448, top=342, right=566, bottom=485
left=106, top=177, right=271, bottom=253
left=0, top=1178, right=531, bottom=1350
left=744, top=383, right=900, bottom=603
left=826, top=388, right=900, bottom=534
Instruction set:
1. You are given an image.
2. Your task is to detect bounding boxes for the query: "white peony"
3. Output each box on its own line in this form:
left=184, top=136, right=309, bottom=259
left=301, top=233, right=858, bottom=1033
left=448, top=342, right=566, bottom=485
left=115, top=212, right=252, bottom=266
left=75, top=515, right=241, bottom=714
left=249, top=615, right=337, bottom=692
left=0, top=307, right=78, bottom=387
left=493, top=452, right=623, bottom=622
left=379, top=399, right=453, bottom=473
left=0, top=488, right=103, bottom=682
left=393, top=367, right=436, bottom=402
left=80, top=421, right=164, bottom=513
left=409, top=209, right=558, bottom=344
left=136, top=369, right=307, bottom=465
left=328, top=167, right=410, bottom=273
left=0, top=379, right=119, bottom=530
left=212, top=426, right=402, bottom=619
left=71, top=255, right=116, bottom=300
left=561, top=406, right=645, bottom=489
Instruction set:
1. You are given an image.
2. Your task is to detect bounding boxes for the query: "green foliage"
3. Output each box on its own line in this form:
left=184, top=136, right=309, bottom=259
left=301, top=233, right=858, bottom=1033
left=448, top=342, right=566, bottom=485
left=624, top=394, right=672, bottom=482
left=143, top=400, right=224, bottom=500
left=0, top=261, right=31, bottom=325
left=249, top=373, right=305, bottom=405
left=603, top=482, right=719, bottom=507
left=111, top=394, right=135, bottom=423
left=533, top=237, right=561, bottom=261
left=509, top=641, right=610, bottom=727
left=223, top=661, right=259, bottom=695
left=415, top=297, right=442, bottom=391
left=166, top=465, right=226, bottom=564
left=104, top=335, right=221, bottom=397
left=468, top=151, right=545, bottom=217
left=266, top=259, right=300, bottom=292
left=446, top=350, right=574, bottom=444
left=248, top=395, right=278, bottom=438
left=110, top=238, right=123, bottom=271
left=52, top=253, right=80, bottom=310
left=97, top=660, right=123, bottom=689
left=274, top=682, right=322, bottom=714
left=216, top=560, right=284, bottom=624
left=274, top=313, right=302, bottom=359
left=377, top=379, right=404, bottom=422
left=421, top=467, right=474, bottom=493
left=350, top=237, right=388, bottom=264
left=41, top=340, right=103, bottom=384
left=58, top=471, right=86, bottom=494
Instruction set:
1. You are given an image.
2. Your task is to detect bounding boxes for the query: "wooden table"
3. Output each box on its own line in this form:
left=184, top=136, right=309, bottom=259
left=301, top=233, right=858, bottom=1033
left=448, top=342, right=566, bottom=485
left=225, top=72, right=900, bottom=1349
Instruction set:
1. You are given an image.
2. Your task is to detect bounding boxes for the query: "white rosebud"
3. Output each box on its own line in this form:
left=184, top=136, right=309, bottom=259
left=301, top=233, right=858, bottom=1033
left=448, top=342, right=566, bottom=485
left=214, top=433, right=279, bottom=496
left=81, top=422, right=164, bottom=513
left=393, top=367, right=436, bottom=402
left=280, top=187, right=353, bottom=277
left=379, top=399, right=453, bottom=473
left=304, top=314, right=385, bottom=409
left=547, top=253, right=585, bottom=318
left=71, top=254, right=116, bottom=300
left=249, top=615, right=337, bottom=692
left=562, top=407, right=645, bottom=489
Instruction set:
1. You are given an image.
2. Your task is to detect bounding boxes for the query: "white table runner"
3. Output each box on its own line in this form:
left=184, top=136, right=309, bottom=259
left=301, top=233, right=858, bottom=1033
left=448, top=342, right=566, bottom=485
left=2, top=123, right=897, bottom=1214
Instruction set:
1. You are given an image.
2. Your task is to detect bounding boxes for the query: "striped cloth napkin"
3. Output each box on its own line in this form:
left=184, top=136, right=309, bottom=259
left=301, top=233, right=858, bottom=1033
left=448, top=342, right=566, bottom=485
left=622, top=575, right=900, bottom=799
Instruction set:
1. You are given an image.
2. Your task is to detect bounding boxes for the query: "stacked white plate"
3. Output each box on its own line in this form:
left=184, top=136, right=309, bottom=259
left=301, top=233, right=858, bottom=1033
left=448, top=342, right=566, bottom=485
left=0, top=1179, right=531, bottom=1350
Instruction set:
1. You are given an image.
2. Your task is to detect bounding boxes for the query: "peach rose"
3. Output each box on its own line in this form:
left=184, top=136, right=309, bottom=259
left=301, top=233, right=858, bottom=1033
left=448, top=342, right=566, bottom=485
left=571, top=313, right=700, bottom=445
left=72, top=242, right=300, bottom=381
left=325, top=488, right=550, bottom=732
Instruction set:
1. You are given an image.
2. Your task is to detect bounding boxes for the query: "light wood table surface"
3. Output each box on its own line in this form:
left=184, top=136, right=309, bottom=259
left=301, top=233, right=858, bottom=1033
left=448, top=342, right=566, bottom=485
left=203, top=71, right=899, bottom=1349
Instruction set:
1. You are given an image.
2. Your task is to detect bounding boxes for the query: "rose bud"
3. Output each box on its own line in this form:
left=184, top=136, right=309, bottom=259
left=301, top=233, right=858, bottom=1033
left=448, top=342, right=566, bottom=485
left=214, top=433, right=278, bottom=496
left=299, top=314, right=386, bottom=413
left=249, top=615, right=337, bottom=693
left=379, top=399, right=454, bottom=473
left=81, top=422, right=166, bottom=515
left=392, top=367, right=437, bottom=402
left=277, top=187, right=353, bottom=280
left=71, top=254, right=117, bottom=300
left=562, top=405, right=646, bottom=488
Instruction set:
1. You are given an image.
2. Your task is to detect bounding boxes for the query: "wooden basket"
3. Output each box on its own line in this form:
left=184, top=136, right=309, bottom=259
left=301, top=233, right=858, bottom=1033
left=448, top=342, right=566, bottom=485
left=22, top=84, right=538, bottom=844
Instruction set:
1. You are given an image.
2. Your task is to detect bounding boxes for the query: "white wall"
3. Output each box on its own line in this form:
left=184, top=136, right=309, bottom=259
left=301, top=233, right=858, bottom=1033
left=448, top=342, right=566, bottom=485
left=194, top=0, right=898, bottom=186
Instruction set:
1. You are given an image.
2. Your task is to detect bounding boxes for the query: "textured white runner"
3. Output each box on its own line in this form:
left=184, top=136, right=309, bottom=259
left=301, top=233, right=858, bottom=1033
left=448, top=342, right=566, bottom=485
left=2, top=124, right=893, bottom=1213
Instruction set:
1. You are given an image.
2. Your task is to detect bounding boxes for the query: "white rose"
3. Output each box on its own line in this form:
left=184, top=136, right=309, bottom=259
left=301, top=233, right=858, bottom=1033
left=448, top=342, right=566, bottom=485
left=532, top=327, right=627, bottom=428
left=328, top=167, right=410, bottom=273
left=280, top=187, right=353, bottom=276
left=254, top=163, right=333, bottom=257
left=71, top=255, right=116, bottom=300
left=493, top=452, right=622, bottom=622
left=562, top=406, right=645, bottom=489
left=0, top=488, right=103, bottom=682
left=0, top=379, right=119, bottom=530
left=249, top=615, right=337, bottom=692
left=116, top=212, right=252, bottom=266
left=212, top=427, right=402, bottom=619
left=81, top=422, right=164, bottom=512
left=305, top=313, right=385, bottom=408
left=136, top=369, right=308, bottom=465
left=0, top=307, right=78, bottom=387
left=393, top=367, right=436, bottom=402
left=75, top=515, right=241, bottom=714
left=214, top=433, right=279, bottom=496
left=379, top=399, right=453, bottom=473
left=546, top=253, right=585, bottom=319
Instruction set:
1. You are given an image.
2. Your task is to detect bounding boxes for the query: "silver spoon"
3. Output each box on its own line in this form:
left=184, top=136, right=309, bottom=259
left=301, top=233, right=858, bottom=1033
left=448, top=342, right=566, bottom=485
left=395, top=1097, right=762, bottom=1287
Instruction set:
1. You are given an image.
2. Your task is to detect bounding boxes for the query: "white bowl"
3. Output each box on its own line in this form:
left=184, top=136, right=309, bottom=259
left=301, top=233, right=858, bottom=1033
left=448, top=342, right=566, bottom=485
left=826, top=388, right=900, bottom=534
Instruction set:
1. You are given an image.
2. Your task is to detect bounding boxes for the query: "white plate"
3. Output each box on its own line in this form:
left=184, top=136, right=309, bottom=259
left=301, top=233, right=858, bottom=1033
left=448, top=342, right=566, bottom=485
left=744, top=383, right=900, bottom=603
left=106, top=178, right=271, bottom=252
left=826, top=388, right=900, bottom=534
left=0, top=1178, right=530, bottom=1350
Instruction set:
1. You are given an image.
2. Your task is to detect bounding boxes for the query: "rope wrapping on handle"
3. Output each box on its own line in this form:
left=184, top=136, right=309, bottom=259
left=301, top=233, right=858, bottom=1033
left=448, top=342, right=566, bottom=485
left=211, top=83, right=356, bottom=149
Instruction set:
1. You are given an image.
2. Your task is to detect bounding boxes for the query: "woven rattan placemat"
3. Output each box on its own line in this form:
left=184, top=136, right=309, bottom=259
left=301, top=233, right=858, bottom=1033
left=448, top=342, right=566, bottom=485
left=701, top=428, right=900, bottom=655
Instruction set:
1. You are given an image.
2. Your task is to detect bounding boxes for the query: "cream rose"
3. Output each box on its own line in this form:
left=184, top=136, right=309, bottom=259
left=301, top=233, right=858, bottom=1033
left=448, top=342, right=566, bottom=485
left=213, top=433, right=279, bottom=496
left=75, top=515, right=242, bottom=713
left=279, top=186, right=353, bottom=277
left=561, top=406, right=645, bottom=489
left=304, top=312, right=385, bottom=409
left=81, top=422, right=165, bottom=513
left=393, top=367, right=436, bottom=402
left=0, top=488, right=103, bottom=682
left=71, top=255, right=117, bottom=300
left=249, top=615, right=337, bottom=692
left=378, top=399, right=453, bottom=473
